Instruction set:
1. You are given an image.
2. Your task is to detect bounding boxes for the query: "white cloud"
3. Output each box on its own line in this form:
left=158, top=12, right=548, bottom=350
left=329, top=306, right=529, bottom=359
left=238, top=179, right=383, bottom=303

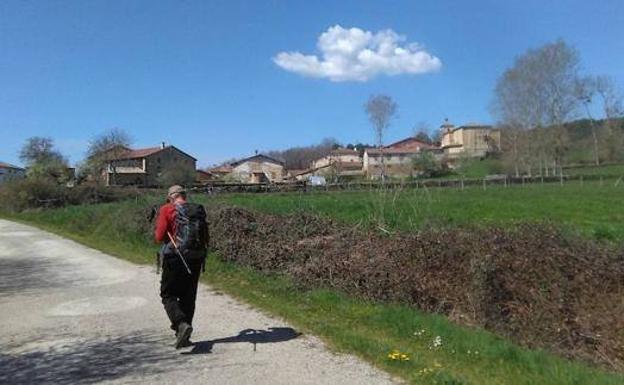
left=273, top=25, right=442, bottom=82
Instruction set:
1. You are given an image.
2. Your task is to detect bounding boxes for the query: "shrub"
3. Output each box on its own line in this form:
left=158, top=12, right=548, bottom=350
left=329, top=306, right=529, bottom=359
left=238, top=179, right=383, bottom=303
left=0, top=178, right=144, bottom=213
left=412, top=151, right=450, bottom=178
left=207, top=206, right=624, bottom=371
left=0, top=177, right=65, bottom=212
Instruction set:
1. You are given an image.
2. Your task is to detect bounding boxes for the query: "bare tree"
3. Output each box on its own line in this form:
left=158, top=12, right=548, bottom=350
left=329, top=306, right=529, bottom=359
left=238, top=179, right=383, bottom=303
left=365, top=94, right=397, bottom=179
left=492, top=40, right=581, bottom=176
left=575, top=76, right=601, bottom=165
left=84, top=128, right=132, bottom=185
left=492, top=62, right=537, bottom=176
left=413, top=121, right=433, bottom=144
left=265, top=137, right=339, bottom=170
left=594, top=76, right=624, bottom=162
left=539, top=41, right=580, bottom=174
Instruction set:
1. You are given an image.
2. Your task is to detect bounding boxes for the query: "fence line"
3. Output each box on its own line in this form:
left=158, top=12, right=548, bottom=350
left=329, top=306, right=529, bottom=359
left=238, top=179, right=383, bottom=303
left=193, top=174, right=623, bottom=194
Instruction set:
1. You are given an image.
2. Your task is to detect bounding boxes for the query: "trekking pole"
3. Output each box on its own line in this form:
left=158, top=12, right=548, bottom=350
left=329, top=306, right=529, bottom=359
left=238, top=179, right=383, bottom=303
left=167, top=231, right=193, bottom=275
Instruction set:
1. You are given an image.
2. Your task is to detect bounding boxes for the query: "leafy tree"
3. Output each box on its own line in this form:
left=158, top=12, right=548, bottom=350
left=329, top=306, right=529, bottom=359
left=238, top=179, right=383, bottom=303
left=412, top=151, right=444, bottom=178
left=19, top=137, right=69, bottom=181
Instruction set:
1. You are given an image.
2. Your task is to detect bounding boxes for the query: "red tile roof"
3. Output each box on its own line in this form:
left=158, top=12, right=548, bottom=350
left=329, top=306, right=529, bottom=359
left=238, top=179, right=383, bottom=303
left=116, top=147, right=163, bottom=159
left=231, top=154, right=284, bottom=167
left=366, top=147, right=432, bottom=156
left=385, top=137, right=436, bottom=150
left=108, top=145, right=197, bottom=161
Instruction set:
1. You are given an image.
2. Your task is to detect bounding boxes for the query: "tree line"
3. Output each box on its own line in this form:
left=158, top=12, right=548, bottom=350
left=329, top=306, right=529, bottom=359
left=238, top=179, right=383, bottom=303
left=491, top=39, right=623, bottom=177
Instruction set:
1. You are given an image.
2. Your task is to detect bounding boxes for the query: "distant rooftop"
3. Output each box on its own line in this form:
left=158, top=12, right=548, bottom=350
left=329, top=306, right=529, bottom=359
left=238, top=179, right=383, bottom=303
left=0, top=161, right=24, bottom=170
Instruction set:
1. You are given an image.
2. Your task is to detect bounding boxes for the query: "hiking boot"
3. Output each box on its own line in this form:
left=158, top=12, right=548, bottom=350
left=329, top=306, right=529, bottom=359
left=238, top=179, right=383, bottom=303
left=175, top=322, right=193, bottom=349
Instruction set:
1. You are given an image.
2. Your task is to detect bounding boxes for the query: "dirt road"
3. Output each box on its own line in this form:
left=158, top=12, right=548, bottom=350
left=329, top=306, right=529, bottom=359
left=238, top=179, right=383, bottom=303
left=0, top=219, right=398, bottom=385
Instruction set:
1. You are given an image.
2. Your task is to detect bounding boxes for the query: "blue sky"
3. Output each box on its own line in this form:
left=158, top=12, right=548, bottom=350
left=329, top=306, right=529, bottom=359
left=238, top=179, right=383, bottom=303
left=1, top=0, right=623, bottom=168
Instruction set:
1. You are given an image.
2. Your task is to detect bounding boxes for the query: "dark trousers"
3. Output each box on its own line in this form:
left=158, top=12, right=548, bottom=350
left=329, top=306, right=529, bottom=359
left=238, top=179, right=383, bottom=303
left=160, top=255, right=202, bottom=332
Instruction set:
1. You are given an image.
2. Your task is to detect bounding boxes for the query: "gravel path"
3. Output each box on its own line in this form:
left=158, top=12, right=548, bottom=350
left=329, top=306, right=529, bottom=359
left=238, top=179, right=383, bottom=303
left=0, top=219, right=399, bottom=385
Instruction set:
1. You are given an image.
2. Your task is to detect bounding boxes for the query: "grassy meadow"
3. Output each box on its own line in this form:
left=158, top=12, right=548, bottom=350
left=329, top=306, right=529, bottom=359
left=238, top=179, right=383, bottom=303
left=202, top=181, right=624, bottom=241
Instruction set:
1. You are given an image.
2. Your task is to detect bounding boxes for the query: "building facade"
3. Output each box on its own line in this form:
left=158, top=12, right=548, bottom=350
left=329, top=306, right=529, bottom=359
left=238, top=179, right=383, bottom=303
left=440, top=121, right=501, bottom=158
left=105, top=144, right=197, bottom=186
left=363, top=138, right=436, bottom=179
left=230, top=154, right=285, bottom=183
left=311, top=148, right=364, bottom=180
left=312, top=148, right=361, bottom=169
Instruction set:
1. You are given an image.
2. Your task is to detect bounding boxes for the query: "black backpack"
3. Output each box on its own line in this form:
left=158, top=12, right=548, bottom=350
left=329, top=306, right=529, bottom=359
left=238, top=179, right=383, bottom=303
left=174, top=202, right=208, bottom=256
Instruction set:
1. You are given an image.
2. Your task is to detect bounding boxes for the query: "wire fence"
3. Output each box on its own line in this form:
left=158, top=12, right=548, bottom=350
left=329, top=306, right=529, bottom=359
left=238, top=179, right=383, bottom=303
left=192, top=174, right=624, bottom=194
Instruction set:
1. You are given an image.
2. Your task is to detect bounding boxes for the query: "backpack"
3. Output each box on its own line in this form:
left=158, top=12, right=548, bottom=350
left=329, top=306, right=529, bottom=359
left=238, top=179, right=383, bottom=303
left=174, top=202, right=208, bottom=257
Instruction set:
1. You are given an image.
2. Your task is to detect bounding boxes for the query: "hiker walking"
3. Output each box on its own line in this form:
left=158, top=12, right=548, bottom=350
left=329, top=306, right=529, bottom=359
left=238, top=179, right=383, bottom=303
left=154, top=185, right=208, bottom=349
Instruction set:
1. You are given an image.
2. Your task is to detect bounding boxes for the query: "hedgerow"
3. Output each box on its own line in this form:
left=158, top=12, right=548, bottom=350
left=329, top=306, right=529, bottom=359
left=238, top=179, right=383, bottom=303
left=208, top=206, right=624, bottom=371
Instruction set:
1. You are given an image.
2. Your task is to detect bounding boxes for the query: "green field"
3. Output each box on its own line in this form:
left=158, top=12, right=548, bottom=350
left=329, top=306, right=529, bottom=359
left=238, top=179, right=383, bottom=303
left=203, top=182, right=624, bottom=240
left=3, top=187, right=623, bottom=384
left=565, top=163, right=624, bottom=177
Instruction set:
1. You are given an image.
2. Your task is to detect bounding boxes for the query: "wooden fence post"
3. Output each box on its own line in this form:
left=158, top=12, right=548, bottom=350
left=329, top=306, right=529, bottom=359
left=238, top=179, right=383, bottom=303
left=482, top=178, right=486, bottom=191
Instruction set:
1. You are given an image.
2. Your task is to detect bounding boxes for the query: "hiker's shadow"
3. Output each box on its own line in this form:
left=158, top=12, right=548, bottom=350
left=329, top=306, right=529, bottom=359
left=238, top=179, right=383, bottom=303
left=182, top=327, right=301, bottom=355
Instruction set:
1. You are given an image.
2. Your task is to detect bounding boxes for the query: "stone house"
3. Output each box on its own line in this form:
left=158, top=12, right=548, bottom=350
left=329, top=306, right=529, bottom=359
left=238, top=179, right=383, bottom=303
left=312, top=148, right=361, bottom=169
left=440, top=121, right=501, bottom=159
left=363, top=138, right=436, bottom=179
left=311, top=148, right=364, bottom=180
left=0, top=162, right=25, bottom=184
left=104, top=143, right=197, bottom=186
left=230, top=154, right=285, bottom=183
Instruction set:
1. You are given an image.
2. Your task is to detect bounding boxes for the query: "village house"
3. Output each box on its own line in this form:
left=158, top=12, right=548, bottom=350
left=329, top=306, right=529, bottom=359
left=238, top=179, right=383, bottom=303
left=103, top=143, right=197, bottom=186
left=363, top=137, right=436, bottom=179
left=440, top=120, right=501, bottom=159
left=312, top=148, right=361, bottom=169
left=230, top=154, right=285, bottom=183
left=310, top=148, right=364, bottom=180
left=206, top=164, right=233, bottom=179
left=0, top=162, right=25, bottom=184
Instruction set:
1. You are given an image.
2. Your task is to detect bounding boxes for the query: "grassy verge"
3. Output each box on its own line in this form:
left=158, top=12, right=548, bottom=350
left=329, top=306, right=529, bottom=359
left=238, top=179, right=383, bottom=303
left=2, top=201, right=622, bottom=385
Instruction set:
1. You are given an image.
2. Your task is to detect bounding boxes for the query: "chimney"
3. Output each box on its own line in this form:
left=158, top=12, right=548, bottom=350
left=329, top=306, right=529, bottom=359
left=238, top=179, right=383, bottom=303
left=161, top=142, right=165, bottom=149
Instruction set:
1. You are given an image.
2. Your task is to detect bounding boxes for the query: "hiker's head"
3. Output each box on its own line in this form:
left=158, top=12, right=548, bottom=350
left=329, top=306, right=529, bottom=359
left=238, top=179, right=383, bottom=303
left=167, top=185, right=187, bottom=203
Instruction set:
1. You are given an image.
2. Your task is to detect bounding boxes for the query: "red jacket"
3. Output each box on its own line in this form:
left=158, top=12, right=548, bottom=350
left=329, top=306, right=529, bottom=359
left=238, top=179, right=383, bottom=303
left=154, top=203, right=177, bottom=244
